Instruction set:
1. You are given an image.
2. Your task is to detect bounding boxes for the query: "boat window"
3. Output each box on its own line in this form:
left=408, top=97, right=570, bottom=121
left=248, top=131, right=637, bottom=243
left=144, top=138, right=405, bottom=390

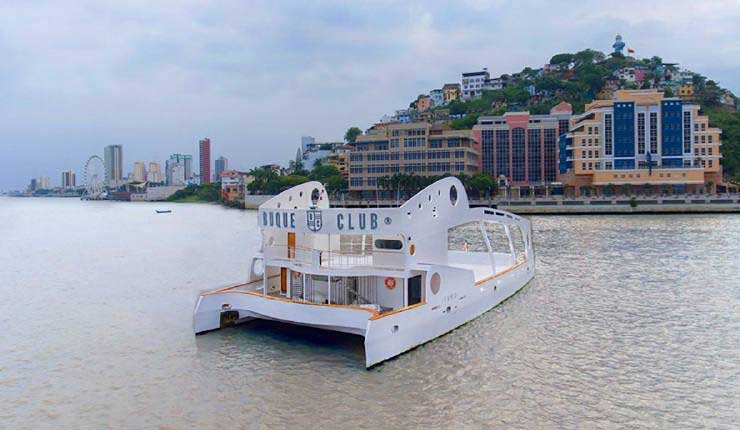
left=510, top=226, right=527, bottom=261
left=311, top=188, right=320, bottom=205
left=340, top=235, right=373, bottom=253
left=449, top=185, right=458, bottom=206
left=430, top=273, right=441, bottom=295
left=374, top=239, right=403, bottom=250
left=483, top=222, right=510, bottom=254
left=448, top=222, right=487, bottom=252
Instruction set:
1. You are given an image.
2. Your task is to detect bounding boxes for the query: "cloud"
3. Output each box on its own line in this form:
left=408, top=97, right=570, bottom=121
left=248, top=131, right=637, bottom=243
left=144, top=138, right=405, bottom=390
left=1, top=0, right=739, bottom=189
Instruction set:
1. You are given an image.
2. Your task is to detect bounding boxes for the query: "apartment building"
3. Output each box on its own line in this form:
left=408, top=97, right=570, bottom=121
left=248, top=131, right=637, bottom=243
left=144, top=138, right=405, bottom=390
left=472, top=102, right=572, bottom=188
left=348, top=122, right=480, bottom=197
left=559, top=89, right=722, bottom=195
left=461, top=70, right=490, bottom=100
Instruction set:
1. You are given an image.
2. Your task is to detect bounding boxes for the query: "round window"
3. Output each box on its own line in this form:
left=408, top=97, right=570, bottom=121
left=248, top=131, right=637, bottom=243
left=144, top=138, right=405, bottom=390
left=449, top=185, right=458, bottom=206
left=430, top=273, right=441, bottom=294
left=311, top=188, right=320, bottom=205
left=253, top=259, right=264, bottom=277
left=409, top=244, right=416, bottom=256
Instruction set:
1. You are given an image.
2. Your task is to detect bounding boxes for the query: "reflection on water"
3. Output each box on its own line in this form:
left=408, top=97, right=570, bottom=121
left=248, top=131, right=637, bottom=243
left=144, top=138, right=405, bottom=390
left=1, top=198, right=738, bottom=429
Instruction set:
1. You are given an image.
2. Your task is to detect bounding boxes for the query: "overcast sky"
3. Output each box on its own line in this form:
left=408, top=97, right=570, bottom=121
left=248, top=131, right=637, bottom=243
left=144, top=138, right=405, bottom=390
left=2, top=0, right=739, bottom=190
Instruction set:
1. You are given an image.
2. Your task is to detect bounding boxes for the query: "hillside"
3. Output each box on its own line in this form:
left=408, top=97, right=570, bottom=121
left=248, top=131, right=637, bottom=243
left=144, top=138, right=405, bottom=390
left=422, top=49, right=739, bottom=179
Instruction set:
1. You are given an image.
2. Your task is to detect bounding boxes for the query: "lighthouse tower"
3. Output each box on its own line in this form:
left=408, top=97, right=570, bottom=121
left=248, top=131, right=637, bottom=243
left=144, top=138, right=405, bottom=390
left=612, top=34, right=625, bottom=55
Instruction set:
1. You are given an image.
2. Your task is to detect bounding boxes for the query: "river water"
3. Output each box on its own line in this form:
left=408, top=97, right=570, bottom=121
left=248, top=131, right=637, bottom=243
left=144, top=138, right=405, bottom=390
left=1, top=197, right=739, bottom=429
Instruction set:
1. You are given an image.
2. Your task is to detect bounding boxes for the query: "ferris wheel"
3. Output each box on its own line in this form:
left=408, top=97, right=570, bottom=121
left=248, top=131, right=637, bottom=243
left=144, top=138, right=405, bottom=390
left=83, top=155, right=107, bottom=199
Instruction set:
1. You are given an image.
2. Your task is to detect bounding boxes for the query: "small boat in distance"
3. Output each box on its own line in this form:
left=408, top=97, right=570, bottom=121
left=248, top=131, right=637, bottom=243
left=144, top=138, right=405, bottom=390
left=193, top=177, right=535, bottom=367
left=155, top=209, right=172, bottom=214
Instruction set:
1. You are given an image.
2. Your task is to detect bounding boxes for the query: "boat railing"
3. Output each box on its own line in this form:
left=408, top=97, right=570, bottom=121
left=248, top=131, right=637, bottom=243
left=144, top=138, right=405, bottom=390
left=263, top=244, right=404, bottom=270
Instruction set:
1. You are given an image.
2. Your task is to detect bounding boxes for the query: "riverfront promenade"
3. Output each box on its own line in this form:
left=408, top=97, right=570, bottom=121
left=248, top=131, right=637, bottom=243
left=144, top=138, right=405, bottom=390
left=332, top=194, right=740, bottom=214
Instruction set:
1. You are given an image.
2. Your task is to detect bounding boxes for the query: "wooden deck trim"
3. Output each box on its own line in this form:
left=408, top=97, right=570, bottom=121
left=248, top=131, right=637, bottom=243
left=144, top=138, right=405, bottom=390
left=474, top=259, right=528, bottom=285
left=369, top=301, right=426, bottom=320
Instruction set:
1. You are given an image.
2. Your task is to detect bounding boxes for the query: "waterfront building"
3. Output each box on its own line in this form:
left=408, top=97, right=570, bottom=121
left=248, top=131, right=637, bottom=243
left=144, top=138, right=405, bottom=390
left=132, top=161, right=147, bottom=183
left=472, top=103, right=572, bottom=192
left=220, top=170, right=253, bottom=204
left=461, top=69, right=489, bottom=100
left=165, top=154, right=192, bottom=185
left=31, top=176, right=51, bottom=191
left=442, top=83, right=461, bottom=104
left=61, top=170, right=76, bottom=189
left=429, top=89, right=443, bottom=107
left=148, top=162, right=163, bottom=183
left=558, top=89, right=723, bottom=196
left=104, top=145, right=123, bottom=186
left=214, top=156, right=228, bottom=182
left=199, top=138, right=211, bottom=184
left=347, top=122, right=480, bottom=197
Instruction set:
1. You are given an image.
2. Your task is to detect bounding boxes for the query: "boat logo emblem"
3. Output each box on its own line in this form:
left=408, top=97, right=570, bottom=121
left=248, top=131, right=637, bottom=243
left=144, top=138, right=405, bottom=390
left=307, top=209, right=323, bottom=232
left=384, top=217, right=392, bottom=225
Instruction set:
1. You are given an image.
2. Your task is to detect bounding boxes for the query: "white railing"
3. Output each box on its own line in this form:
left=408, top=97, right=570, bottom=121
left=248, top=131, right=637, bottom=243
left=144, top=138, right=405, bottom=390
left=263, top=244, right=403, bottom=270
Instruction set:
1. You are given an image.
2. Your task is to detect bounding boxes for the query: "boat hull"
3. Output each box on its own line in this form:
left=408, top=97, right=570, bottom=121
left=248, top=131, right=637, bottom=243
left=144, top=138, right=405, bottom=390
left=193, top=260, right=534, bottom=368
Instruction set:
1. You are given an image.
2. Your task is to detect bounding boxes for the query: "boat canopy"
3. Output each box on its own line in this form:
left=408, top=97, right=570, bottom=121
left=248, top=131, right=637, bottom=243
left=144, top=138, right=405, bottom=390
left=258, top=177, right=526, bottom=237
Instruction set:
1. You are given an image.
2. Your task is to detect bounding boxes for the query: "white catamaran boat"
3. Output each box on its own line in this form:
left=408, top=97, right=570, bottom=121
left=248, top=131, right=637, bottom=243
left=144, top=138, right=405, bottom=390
left=193, top=177, right=534, bottom=367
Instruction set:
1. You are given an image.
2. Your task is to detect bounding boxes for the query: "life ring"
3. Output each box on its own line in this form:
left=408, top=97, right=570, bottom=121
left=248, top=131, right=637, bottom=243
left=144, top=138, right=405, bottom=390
left=384, top=277, right=396, bottom=290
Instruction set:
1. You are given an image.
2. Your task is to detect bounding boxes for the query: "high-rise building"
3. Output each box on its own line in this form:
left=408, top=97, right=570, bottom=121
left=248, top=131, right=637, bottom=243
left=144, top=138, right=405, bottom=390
left=301, top=136, right=316, bottom=152
left=166, top=154, right=192, bottom=185
left=132, top=161, right=147, bottom=183
left=148, top=162, right=163, bottom=183
left=559, top=89, right=723, bottom=195
left=104, top=145, right=123, bottom=186
left=214, top=156, right=228, bottom=182
left=347, top=122, right=480, bottom=197
left=199, top=138, right=211, bottom=185
left=61, top=170, right=76, bottom=188
left=472, top=102, right=572, bottom=187
left=38, top=176, right=51, bottom=190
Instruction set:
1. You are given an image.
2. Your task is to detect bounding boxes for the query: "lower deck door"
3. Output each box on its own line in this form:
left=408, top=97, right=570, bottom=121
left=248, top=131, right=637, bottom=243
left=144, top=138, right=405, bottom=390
left=408, top=275, right=422, bottom=306
left=280, top=268, right=287, bottom=294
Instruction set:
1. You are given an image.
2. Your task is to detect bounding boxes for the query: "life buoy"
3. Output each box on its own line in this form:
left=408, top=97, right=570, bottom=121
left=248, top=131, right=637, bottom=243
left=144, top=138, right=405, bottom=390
left=384, top=277, right=396, bottom=290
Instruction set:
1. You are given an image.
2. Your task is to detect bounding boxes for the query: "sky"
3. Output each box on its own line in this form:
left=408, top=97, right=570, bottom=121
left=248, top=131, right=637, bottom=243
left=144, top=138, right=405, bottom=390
left=2, top=0, right=740, bottom=190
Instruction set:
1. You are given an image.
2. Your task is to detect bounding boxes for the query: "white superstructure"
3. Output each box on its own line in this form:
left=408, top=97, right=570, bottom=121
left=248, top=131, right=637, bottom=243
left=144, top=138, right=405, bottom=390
left=193, top=177, right=535, bottom=367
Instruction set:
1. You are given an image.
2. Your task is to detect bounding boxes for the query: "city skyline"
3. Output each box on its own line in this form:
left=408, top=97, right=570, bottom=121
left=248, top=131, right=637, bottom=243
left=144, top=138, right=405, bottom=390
left=3, top=1, right=740, bottom=190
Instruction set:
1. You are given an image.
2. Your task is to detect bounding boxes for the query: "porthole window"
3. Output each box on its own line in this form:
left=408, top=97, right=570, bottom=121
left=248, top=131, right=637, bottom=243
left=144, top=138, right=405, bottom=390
left=311, top=188, right=320, bottom=204
left=450, top=185, right=458, bottom=206
left=407, top=211, right=412, bottom=219
left=430, top=273, right=441, bottom=295
left=409, top=244, right=416, bottom=256
left=374, top=239, right=403, bottom=250
left=277, top=202, right=281, bottom=208
left=418, top=203, right=422, bottom=210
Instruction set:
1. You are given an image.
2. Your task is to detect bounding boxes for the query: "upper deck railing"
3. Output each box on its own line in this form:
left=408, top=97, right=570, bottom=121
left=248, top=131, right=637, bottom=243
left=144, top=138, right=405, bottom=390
left=263, top=244, right=404, bottom=271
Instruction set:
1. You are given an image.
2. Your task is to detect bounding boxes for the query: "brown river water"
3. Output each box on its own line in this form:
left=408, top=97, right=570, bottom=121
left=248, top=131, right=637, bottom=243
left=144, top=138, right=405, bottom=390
left=1, top=197, right=738, bottom=429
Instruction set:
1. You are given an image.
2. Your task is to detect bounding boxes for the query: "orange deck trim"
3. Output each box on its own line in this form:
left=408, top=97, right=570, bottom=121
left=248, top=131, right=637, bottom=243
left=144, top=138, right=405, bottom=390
left=473, top=259, right=527, bottom=286
left=369, top=301, right=426, bottom=320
